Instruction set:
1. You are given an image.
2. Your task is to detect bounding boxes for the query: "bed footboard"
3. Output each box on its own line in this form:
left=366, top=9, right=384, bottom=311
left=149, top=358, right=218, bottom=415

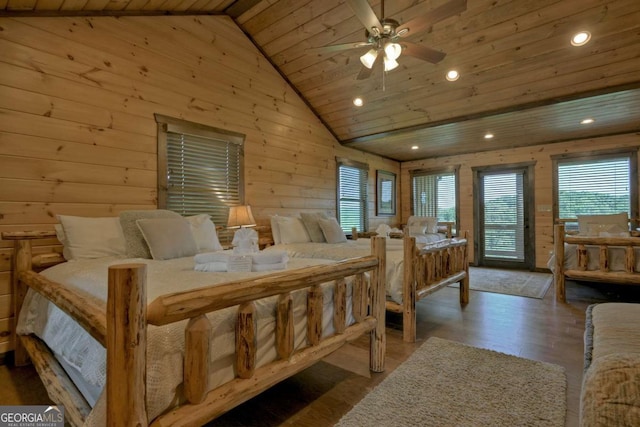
left=388, top=234, right=469, bottom=343
left=554, top=223, right=640, bottom=302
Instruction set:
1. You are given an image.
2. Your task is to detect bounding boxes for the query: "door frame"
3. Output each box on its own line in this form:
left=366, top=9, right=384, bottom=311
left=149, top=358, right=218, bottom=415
left=472, top=162, right=536, bottom=270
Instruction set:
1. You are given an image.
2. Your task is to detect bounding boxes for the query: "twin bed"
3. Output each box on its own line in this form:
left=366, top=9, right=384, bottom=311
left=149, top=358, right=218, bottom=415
left=551, top=213, right=640, bottom=302
left=4, top=210, right=469, bottom=426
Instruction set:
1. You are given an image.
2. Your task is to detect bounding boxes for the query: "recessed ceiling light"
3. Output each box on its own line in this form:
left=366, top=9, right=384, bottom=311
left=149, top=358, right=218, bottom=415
left=484, top=133, right=494, bottom=139
left=445, top=70, right=459, bottom=81
left=353, top=97, right=364, bottom=107
left=581, top=118, right=595, bottom=124
left=571, top=31, right=591, bottom=46
left=411, top=145, right=419, bottom=150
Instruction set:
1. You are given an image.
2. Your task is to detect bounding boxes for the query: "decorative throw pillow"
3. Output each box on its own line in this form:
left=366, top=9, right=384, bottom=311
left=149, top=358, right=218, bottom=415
left=57, top=215, right=127, bottom=260
left=119, top=210, right=182, bottom=258
left=318, top=218, right=347, bottom=243
left=136, top=218, right=198, bottom=260
left=408, top=216, right=439, bottom=234
left=185, top=214, right=223, bottom=252
left=275, top=216, right=311, bottom=244
left=300, top=212, right=329, bottom=243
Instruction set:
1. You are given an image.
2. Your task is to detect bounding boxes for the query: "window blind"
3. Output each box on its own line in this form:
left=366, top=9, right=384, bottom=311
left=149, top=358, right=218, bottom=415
left=557, top=156, right=631, bottom=219
left=411, top=170, right=457, bottom=227
left=338, top=162, right=368, bottom=233
left=165, top=131, right=242, bottom=226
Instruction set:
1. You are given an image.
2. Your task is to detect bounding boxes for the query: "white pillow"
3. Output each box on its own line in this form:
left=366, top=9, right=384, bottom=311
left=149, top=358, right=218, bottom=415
left=136, top=218, right=198, bottom=260
left=57, top=215, right=127, bottom=260
left=577, top=213, right=628, bottom=236
left=54, top=224, right=72, bottom=261
left=270, top=215, right=282, bottom=245
left=408, top=216, right=438, bottom=234
left=185, top=214, right=223, bottom=252
left=408, top=224, right=426, bottom=236
left=318, top=218, right=347, bottom=243
left=275, top=216, right=311, bottom=244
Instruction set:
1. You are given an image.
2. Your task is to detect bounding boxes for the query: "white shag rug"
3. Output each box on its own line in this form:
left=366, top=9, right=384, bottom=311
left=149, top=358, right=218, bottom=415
left=336, top=337, right=566, bottom=427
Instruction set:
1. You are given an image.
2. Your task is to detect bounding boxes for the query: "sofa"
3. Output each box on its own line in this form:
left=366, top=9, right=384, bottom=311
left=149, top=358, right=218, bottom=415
left=581, top=303, right=640, bottom=426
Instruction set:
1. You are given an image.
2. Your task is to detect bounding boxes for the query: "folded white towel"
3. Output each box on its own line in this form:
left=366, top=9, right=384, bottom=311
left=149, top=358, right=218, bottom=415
left=194, top=262, right=228, bottom=272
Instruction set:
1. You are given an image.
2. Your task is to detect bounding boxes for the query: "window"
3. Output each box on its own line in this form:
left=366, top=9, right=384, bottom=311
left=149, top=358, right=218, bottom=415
left=553, top=151, right=638, bottom=223
left=156, top=115, right=245, bottom=226
left=410, top=167, right=459, bottom=232
left=337, top=158, right=369, bottom=233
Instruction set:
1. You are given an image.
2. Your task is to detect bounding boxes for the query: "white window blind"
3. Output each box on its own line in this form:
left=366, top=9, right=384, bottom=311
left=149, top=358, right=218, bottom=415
left=482, top=172, right=525, bottom=261
left=337, top=160, right=368, bottom=233
left=557, top=156, right=631, bottom=219
left=157, top=115, right=245, bottom=227
left=411, top=170, right=457, bottom=227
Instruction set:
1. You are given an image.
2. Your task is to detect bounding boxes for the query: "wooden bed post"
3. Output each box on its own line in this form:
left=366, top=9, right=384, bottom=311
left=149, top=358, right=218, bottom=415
left=554, top=224, right=566, bottom=303
left=11, top=239, right=32, bottom=366
left=460, top=231, right=470, bottom=305
left=370, top=237, right=386, bottom=372
left=107, top=264, right=148, bottom=427
left=403, top=236, right=417, bottom=343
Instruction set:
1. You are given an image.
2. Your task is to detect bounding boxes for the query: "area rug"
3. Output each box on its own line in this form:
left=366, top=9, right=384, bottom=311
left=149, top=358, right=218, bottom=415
left=336, top=337, right=566, bottom=427
left=451, top=266, right=552, bottom=298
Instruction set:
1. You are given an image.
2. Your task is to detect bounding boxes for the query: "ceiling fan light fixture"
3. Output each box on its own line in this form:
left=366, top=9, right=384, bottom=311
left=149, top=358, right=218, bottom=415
left=383, top=56, right=399, bottom=71
left=353, top=97, right=364, bottom=107
left=360, top=49, right=378, bottom=69
left=384, top=42, right=402, bottom=60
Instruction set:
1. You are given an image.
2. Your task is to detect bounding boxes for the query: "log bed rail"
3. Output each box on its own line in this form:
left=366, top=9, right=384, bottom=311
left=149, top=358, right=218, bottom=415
left=554, top=221, right=640, bottom=303
left=2, top=230, right=387, bottom=427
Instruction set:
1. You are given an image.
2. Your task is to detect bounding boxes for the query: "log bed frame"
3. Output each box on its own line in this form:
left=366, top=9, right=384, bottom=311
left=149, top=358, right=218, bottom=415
left=3, top=231, right=387, bottom=427
left=554, top=221, right=640, bottom=303
left=353, top=228, right=469, bottom=343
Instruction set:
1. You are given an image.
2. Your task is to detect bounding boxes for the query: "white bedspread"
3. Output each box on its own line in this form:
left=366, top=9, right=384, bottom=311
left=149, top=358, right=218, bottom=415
left=17, top=255, right=355, bottom=426
left=264, top=240, right=410, bottom=304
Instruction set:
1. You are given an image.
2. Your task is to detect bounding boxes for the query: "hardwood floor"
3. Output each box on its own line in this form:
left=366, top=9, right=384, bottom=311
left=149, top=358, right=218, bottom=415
left=2, top=279, right=639, bottom=426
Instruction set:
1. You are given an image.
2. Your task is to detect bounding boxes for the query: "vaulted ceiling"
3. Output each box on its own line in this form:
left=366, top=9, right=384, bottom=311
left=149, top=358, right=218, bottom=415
left=3, top=0, right=640, bottom=161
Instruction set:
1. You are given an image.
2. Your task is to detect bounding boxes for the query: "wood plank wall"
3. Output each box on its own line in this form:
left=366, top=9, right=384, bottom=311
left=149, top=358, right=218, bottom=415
left=0, top=15, right=399, bottom=355
left=401, top=132, right=640, bottom=269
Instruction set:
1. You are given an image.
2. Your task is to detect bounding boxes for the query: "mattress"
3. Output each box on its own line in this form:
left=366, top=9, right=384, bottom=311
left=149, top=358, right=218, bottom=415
left=17, top=255, right=356, bottom=426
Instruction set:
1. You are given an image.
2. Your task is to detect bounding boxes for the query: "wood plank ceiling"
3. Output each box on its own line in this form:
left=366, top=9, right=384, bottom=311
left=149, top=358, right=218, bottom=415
left=2, top=0, right=639, bottom=161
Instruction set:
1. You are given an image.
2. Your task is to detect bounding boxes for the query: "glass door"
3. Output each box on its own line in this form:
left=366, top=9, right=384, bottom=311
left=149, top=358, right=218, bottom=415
left=475, top=165, right=534, bottom=269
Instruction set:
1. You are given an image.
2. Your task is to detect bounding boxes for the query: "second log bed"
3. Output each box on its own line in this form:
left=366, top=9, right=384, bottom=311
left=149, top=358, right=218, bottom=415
left=3, top=231, right=387, bottom=427
left=553, top=221, right=640, bottom=302
left=265, top=231, right=470, bottom=343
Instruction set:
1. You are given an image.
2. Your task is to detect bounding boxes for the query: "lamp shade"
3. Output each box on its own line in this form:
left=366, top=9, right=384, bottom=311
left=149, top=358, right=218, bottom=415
left=383, top=56, right=399, bottom=71
left=360, top=49, right=378, bottom=69
left=384, top=42, right=402, bottom=60
left=227, top=205, right=256, bottom=228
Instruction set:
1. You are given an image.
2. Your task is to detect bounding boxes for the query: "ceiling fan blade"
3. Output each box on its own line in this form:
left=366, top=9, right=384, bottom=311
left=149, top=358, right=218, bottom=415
left=356, top=53, right=381, bottom=80
left=307, top=42, right=373, bottom=54
left=396, top=0, right=467, bottom=37
left=346, top=0, right=383, bottom=34
left=401, top=42, right=446, bottom=63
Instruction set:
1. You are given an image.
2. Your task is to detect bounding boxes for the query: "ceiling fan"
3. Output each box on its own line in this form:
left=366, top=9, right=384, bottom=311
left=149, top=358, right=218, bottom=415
left=308, top=0, right=467, bottom=80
